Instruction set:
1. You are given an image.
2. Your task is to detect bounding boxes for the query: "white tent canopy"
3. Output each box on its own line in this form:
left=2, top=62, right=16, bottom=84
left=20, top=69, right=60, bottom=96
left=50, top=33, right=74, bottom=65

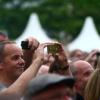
left=68, top=16, right=100, bottom=52
left=15, top=13, right=53, bottom=46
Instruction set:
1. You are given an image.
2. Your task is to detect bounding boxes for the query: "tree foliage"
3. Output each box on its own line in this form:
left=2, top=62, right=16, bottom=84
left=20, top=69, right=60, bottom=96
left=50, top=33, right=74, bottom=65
left=0, top=0, right=100, bottom=43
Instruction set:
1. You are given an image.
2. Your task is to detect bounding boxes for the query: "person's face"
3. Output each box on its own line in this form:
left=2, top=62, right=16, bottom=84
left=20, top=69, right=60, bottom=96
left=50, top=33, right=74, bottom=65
left=2, top=43, right=25, bottom=80
left=76, top=62, right=94, bottom=93
left=0, top=35, right=8, bottom=41
left=74, top=51, right=83, bottom=60
left=32, top=85, right=73, bottom=100
left=89, top=55, right=97, bottom=67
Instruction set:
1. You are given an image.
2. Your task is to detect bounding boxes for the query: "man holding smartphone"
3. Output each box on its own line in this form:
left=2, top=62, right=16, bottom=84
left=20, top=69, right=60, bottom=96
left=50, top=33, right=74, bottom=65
left=46, top=43, right=72, bottom=76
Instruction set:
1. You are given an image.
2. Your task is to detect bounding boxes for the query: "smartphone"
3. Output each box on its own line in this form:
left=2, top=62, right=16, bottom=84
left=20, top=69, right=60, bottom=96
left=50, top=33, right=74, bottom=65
left=47, top=43, right=61, bottom=54
left=21, top=41, right=30, bottom=49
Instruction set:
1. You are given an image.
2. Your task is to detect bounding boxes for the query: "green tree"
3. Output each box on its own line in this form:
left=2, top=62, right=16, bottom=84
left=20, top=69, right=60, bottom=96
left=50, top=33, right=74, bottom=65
left=0, top=0, right=100, bottom=44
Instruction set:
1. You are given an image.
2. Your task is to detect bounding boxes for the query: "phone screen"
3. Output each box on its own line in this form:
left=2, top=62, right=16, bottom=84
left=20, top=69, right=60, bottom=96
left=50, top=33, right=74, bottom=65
left=47, top=43, right=61, bottom=54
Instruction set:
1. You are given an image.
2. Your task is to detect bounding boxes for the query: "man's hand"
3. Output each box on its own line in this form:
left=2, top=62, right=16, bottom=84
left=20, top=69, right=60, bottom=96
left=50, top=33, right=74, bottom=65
left=25, top=36, right=39, bottom=51
left=23, top=37, right=39, bottom=70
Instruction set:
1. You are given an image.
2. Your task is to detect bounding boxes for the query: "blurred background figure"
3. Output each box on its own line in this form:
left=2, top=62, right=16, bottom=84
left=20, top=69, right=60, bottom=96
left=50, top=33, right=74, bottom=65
left=85, top=49, right=100, bottom=68
left=0, top=31, right=9, bottom=41
left=85, top=52, right=100, bottom=100
left=70, top=60, right=94, bottom=100
left=23, top=74, right=75, bottom=100
left=69, top=49, right=86, bottom=61
left=37, top=65, right=49, bottom=76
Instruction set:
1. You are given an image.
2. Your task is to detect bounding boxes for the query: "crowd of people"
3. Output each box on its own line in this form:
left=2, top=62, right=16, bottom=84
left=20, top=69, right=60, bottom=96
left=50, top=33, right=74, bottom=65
left=0, top=32, right=100, bottom=100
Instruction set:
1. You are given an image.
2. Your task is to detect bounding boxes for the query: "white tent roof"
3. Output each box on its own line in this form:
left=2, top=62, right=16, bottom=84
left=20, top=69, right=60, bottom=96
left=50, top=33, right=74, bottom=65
left=68, top=16, right=100, bottom=52
left=15, top=13, right=53, bottom=46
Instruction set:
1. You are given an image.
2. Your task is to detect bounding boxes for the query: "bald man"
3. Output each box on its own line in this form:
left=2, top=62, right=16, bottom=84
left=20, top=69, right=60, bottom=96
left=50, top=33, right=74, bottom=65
left=70, top=60, right=94, bottom=100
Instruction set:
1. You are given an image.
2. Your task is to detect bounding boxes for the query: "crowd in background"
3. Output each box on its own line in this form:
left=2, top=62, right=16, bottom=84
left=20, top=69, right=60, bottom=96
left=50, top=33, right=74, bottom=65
left=0, top=32, right=100, bottom=100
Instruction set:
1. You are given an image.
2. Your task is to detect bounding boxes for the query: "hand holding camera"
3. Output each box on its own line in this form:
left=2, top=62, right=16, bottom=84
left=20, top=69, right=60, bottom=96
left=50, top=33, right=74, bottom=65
left=21, top=37, right=39, bottom=51
left=47, top=43, right=69, bottom=75
left=21, top=37, right=40, bottom=70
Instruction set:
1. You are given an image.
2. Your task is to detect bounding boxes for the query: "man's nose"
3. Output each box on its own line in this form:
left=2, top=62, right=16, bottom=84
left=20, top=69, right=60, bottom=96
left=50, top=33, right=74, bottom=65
left=19, top=58, right=25, bottom=66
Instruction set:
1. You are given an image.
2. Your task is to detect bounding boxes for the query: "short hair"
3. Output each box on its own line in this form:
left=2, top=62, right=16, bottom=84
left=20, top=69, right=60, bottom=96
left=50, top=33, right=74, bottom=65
left=0, top=40, right=15, bottom=62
